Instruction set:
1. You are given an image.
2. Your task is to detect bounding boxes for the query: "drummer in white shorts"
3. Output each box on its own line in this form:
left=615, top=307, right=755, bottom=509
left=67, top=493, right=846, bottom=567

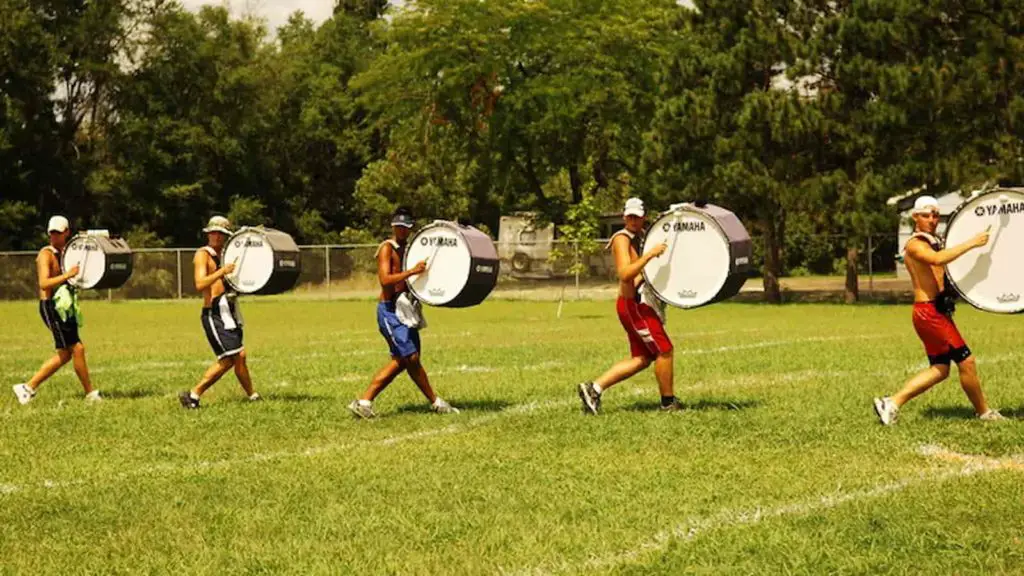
left=179, top=216, right=261, bottom=409
left=347, top=207, right=459, bottom=418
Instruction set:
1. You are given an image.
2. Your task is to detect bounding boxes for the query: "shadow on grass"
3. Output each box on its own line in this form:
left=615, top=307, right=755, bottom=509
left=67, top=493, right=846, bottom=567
left=101, top=389, right=165, bottom=400
left=921, top=405, right=984, bottom=420
left=998, top=406, right=1024, bottom=419
left=622, top=398, right=762, bottom=413
left=263, top=392, right=329, bottom=403
left=394, top=399, right=514, bottom=414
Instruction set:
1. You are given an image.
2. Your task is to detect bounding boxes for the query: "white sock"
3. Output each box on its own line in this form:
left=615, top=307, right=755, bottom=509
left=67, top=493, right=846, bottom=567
left=432, top=397, right=445, bottom=407
left=358, top=399, right=372, bottom=407
left=86, top=390, right=100, bottom=399
left=249, top=392, right=260, bottom=400
left=190, top=392, right=200, bottom=401
left=592, top=383, right=603, bottom=395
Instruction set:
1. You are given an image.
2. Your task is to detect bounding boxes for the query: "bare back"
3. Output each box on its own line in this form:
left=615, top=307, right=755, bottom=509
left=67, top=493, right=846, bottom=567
left=195, top=247, right=225, bottom=307
left=905, top=237, right=945, bottom=302
left=37, top=247, right=62, bottom=300
left=378, top=240, right=408, bottom=302
left=611, top=233, right=641, bottom=300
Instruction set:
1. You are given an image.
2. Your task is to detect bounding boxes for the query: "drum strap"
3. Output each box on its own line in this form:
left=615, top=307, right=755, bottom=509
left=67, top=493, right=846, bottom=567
left=202, top=245, right=220, bottom=265
left=605, top=229, right=643, bottom=255
left=907, top=231, right=942, bottom=251
left=374, top=239, right=401, bottom=258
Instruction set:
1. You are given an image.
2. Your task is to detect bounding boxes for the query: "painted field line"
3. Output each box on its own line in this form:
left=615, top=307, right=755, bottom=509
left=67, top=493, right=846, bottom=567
left=507, top=446, right=1019, bottom=576
left=0, top=393, right=592, bottom=497
left=676, top=333, right=891, bottom=356
left=920, top=444, right=1024, bottom=472
left=327, top=360, right=568, bottom=384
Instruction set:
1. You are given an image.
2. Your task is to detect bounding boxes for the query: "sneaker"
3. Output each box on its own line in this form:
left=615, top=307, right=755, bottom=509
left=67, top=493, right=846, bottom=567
left=12, top=384, right=35, bottom=405
left=979, top=409, right=1006, bottom=421
left=873, top=397, right=898, bottom=426
left=432, top=398, right=460, bottom=414
left=660, top=399, right=684, bottom=412
left=178, top=391, right=200, bottom=410
left=347, top=399, right=376, bottom=419
left=577, top=382, right=601, bottom=415
left=248, top=393, right=262, bottom=402
left=84, top=390, right=102, bottom=403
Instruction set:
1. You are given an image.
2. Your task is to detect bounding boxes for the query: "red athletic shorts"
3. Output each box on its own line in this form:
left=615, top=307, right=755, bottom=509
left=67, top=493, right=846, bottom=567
left=616, top=297, right=673, bottom=359
left=912, top=302, right=972, bottom=366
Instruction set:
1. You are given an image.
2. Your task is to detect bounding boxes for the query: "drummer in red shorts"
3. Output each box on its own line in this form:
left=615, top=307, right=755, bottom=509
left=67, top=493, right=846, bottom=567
left=873, top=195, right=1003, bottom=425
left=577, top=197, right=680, bottom=414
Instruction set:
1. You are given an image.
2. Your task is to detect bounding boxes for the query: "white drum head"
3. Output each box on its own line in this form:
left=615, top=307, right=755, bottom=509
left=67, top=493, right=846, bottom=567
left=63, top=236, right=107, bottom=290
left=945, top=189, right=1024, bottom=313
left=643, top=210, right=731, bottom=308
left=223, top=229, right=275, bottom=294
left=405, top=224, right=471, bottom=306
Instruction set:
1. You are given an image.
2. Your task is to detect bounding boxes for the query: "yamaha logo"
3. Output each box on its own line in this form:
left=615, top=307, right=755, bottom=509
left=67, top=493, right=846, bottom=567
left=975, top=202, right=1024, bottom=217
left=996, top=293, right=1020, bottom=303
left=278, top=259, right=296, bottom=268
left=421, top=237, right=458, bottom=247
left=475, top=265, right=494, bottom=274
left=662, top=221, right=707, bottom=233
left=974, top=206, right=985, bottom=217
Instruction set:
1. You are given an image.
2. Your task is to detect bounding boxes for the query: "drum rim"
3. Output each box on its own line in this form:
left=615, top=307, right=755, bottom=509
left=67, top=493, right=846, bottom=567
left=943, top=187, right=1024, bottom=314
left=640, top=205, right=731, bottom=309
left=402, top=220, right=474, bottom=305
left=222, top=227, right=278, bottom=294
left=62, top=235, right=106, bottom=290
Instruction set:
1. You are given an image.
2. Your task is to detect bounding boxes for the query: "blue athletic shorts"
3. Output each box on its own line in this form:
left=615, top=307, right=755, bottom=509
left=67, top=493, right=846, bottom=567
left=377, top=301, right=420, bottom=359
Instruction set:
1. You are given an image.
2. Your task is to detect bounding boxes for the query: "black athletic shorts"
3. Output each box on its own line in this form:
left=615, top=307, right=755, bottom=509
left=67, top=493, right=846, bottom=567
left=202, top=295, right=244, bottom=359
left=39, top=299, right=81, bottom=350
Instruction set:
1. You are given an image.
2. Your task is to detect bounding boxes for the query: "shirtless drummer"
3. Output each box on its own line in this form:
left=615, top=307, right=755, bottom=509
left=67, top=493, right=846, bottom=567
left=873, top=196, right=1003, bottom=424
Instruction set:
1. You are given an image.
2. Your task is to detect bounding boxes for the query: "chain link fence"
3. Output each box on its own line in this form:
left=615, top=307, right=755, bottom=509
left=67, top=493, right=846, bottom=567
left=0, top=236, right=901, bottom=301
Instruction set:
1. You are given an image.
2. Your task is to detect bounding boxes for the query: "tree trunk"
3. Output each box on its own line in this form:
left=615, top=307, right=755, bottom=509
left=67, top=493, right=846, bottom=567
left=762, top=217, right=783, bottom=304
left=845, top=246, right=859, bottom=303
left=568, top=163, right=583, bottom=204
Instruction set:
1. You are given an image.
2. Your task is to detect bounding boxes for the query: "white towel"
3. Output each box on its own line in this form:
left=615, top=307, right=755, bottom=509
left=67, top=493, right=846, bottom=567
left=396, top=292, right=427, bottom=329
left=639, top=282, right=667, bottom=324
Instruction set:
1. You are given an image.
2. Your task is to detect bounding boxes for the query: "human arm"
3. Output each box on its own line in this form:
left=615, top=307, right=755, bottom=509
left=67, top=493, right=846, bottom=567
left=194, top=250, right=235, bottom=292
left=37, top=250, right=78, bottom=290
left=377, top=243, right=426, bottom=287
left=905, top=230, right=989, bottom=266
left=613, top=235, right=666, bottom=283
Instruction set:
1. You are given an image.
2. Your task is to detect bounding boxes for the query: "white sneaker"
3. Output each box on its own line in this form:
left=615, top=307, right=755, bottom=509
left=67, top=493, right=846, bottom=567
left=347, top=399, right=376, bottom=419
left=873, top=397, right=898, bottom=426
left=432, top=398, right=460, bottom=414
left=84, top=390, right=102, bottom=403
left=12, top=384, right=35, bottom=405
left=979, top=409, right=1006, bottom=421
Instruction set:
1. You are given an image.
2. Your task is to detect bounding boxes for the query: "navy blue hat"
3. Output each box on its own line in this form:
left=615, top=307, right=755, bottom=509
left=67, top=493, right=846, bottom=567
left=391, top=207, right=414, bottom=228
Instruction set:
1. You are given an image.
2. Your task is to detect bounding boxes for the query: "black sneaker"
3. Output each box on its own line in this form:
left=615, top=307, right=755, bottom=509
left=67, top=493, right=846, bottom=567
left=577, top=382, right=601, bottom=415
left=660, top=399, right=684, bottom=412
left=179, top=391, right=200, bottom=409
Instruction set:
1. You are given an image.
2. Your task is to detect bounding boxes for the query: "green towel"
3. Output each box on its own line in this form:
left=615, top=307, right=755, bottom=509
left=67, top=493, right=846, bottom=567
left=53, top=284, right=84, bottom=328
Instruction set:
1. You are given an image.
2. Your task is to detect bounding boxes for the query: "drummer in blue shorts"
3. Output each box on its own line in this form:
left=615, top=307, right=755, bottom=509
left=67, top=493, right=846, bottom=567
left=347, top=207, right=459, bottom=418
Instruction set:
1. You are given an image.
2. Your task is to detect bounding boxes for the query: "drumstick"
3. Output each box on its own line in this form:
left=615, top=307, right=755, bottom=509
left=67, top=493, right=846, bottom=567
left=76, top=237, right=91, bottom=288
left=419, top=240, right=443, bottom=277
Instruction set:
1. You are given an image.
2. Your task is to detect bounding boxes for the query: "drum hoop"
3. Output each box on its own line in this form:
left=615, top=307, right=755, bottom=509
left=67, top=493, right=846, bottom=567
left=943, top=188, right=1024, bottom=313
left=640, top=206, right=731, bottom=307
left=403, top=221, right=476, bottom=304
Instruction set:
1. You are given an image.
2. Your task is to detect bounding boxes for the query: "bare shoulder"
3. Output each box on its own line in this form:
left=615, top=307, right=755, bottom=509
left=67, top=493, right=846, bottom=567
left=36, top=247, right=56, bottom=263
left=193, top=247, right=211, bottom=263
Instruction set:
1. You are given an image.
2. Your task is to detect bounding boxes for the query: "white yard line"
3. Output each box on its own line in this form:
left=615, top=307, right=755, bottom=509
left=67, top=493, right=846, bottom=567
left=506, top=444, right=1024, bottom=576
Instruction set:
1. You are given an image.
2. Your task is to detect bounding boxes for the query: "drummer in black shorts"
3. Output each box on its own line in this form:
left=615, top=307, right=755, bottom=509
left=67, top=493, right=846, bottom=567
left=178, top=216, right=260, bottom=409
left=12, top=216, right=101, bottom=405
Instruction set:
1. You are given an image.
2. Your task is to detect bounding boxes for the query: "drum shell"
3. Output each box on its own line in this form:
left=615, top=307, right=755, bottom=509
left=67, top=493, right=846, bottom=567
left=943, top=187, right=1024, bottom=314
left=62, top=236, right=134, bottom=290
left=642, top=203, right=752, bottom=309
left=223, top=228, right=301, bottom=295
left=404, top=222, right=499, bottom=308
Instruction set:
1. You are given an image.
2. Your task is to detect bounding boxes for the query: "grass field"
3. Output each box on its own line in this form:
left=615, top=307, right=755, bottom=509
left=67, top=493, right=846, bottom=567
left=1, top=298, right=1023, bottom=575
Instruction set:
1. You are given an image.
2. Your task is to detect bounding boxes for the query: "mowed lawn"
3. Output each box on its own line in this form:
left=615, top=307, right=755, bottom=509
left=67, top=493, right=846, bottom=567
left=1, top=298, right=1023, bottom=575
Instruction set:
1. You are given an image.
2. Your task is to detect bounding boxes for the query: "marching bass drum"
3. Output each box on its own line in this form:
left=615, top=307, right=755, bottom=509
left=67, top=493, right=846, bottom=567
left=641, top=203, right=752, bottom=309
left=222, top=227, right=301, bottom=295
left=404, top=221, right=499, bottom=307
left=62, top=231, right=133, bottom=290
left=944, top=187, right=1024, bottom=314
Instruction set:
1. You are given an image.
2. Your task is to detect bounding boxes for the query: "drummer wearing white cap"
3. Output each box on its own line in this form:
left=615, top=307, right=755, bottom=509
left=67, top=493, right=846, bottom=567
left=347, top=207, right=459, bottom=418
left=873, top=195, right=1002, bottom=424
left=577, top=197, right=681, bottom=414
left=178, top=215, right=260, bottom=409
left=12, top=215, right=101, bottom=405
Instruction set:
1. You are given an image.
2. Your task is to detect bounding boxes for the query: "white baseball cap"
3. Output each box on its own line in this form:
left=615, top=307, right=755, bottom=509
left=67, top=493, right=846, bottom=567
left=623, top=197, right=645, bottom=218
left=911, top=195, right=940, bottom=215
left=203, top=215, right=232, bottom=235
left=47, top=215, right=70, bottom=233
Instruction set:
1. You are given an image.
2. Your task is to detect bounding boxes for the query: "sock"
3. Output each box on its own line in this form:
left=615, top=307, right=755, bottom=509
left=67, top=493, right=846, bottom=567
left=660, top=395, right=676, bottom=407
left=358, top=399, right=372, bottom=407
left=592, top=383, right=603, bottom=395
left=190, top=392, right=200, bottom=401
left=432, top=397, right=444, bottom=407
left=86, top=390, right=100, bottom=398
left=249, top=392, right=260, bottom=400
